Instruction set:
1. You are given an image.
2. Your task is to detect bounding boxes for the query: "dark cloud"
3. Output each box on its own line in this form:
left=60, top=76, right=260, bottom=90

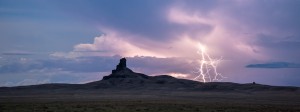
left=251, top=34, right=300, bottom=61
left=53, top=0, right=217, bottom=41
left=0, top=62, right=43, bottom=73
left=220, top=1, right=300, bottom=32
left=54, top=0, right=170, bottom=40
left=246, top=62, right=300, bottom=68
left=254, top=34, right=300, bottom=50
left=2, top=52, right=33, bottom=55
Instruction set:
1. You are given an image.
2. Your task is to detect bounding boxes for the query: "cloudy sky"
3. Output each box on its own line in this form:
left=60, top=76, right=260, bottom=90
left=1, top=0, right=300, bottom=87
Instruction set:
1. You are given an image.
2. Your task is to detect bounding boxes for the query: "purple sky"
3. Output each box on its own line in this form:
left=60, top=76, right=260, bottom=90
left=0, top=0, right=300, bottom=86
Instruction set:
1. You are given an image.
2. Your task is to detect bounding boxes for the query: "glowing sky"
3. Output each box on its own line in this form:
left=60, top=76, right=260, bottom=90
left=1, top=0, right=300, bottom=86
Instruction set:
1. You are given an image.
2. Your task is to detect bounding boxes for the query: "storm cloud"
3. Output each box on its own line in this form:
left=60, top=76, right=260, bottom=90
left=1, top=0, right=300, bottom=86
left=246, top=62, right=300, bottom=69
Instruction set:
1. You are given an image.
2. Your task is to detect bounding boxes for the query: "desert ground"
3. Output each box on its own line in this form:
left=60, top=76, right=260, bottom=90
left=1, top=90, right=299, bottom=112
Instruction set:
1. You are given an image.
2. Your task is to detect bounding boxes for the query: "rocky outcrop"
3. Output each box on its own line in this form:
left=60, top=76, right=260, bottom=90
left=92, top=58, right=201, bottom=89
left=103, top=58, right=145, bottom=80
left=112, top=58, right=127, bottom=73
left=111, top=58, right=133, bottom=74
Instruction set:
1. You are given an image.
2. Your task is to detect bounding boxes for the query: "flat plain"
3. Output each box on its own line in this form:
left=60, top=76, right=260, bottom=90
left=1, top=90, right=299, bottom=112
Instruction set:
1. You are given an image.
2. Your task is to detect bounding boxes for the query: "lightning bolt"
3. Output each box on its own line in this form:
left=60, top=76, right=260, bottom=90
left=193, top=43, right=226, bottom=82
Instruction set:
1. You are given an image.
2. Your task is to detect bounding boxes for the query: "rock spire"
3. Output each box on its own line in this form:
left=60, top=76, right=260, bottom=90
left=112, top=58, right=132, bottom=74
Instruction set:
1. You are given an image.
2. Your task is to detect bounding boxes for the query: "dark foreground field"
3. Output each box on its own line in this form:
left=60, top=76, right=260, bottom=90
left=1, top=91, right=300, bottom=112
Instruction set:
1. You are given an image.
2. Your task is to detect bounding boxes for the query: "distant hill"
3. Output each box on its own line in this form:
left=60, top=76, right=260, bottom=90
left=0, top=58, right=299, bottom=95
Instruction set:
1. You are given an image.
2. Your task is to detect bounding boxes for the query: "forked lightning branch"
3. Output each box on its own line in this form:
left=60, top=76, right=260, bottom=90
left=193, top=43, right=226, bottom=82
